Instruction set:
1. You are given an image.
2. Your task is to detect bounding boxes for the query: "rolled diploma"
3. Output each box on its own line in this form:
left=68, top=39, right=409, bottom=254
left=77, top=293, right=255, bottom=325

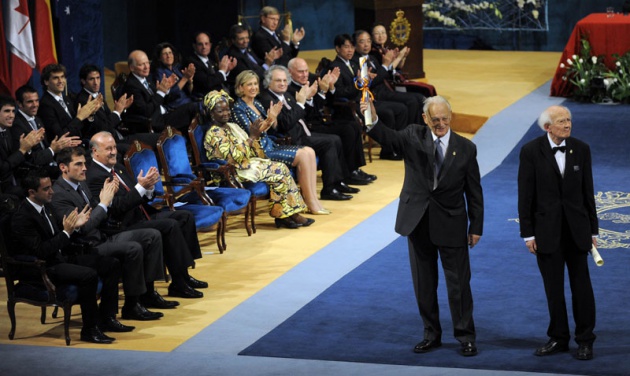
left=590, top=245, right=604, bottom=266
left=360, top=57, right=372, bottom=126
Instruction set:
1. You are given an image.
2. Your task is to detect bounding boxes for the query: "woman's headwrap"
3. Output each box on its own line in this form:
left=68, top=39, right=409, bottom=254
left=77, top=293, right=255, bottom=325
left=203, top=90, right=234, bottom=113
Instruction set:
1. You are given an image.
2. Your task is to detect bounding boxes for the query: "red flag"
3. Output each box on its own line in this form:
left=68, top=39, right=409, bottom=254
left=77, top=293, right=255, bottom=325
left=4, top=0, right=36, bottom=96
left=33, top=0, right=57, bottom=71
left=0, top=5, right=11, bottom=95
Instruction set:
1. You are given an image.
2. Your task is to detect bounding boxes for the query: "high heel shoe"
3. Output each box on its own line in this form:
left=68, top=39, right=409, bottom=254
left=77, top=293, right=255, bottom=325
left=291, top=214, right=315, bottom=227
left=306, top=208, right=331, bottom=215
left=275, top=217, right=300, bottom=229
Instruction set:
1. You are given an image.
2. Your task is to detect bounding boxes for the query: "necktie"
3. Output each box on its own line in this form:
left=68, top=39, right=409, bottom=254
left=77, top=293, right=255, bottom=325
left=346, top=62, right=354, bottom=75
left=273, top=33, right=281, bottom=44
left=112, top=168, right=151, bottom=220
left=76, top=184, right=90, bottom=206
left=552, top=146, right=566, bottom=154
left=245, top=50, right=259, bottom=65
left=58, top=98, right=71, bottom=117
left=435, top=138, right=444, bottom=175
left=40, top=207, right=55, bottom=236
left=28, top=118, right=47, bottom=149
left=143, top=80, right=154, bottom=95
left=281, top=98, right=311, bottom=136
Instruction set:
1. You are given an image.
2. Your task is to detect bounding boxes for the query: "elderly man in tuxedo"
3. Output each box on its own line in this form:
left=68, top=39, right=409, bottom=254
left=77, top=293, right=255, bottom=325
left=364, top=95, right=483, bottom=357
left=518, top=105, right=598, bottom=361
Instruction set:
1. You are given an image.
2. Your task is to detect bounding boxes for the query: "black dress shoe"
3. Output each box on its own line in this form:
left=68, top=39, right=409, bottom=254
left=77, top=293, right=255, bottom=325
left=140, top=290, right=180, bottom=309
left=275, top=217, right=301, bottom=229
left=336, top=182, right=360, bottom=194
left=345, top=171, right=372, bottom=185
left=168, top=284, right=203, bottom=299
left=121, top=302, right=163, bottom=321
left=320, top=189, right=352, bottom=201
left=290, top=214, right=315, bottom=227
left=413, top=338, right=442, bottom=353
left=187, top=275, right=209, bottom=289
left=99, top=317, right=135, bottom=333
left=534, top=339, right=569, bottom=356
left=577, top=344, right=593, bottom=360
left=460, top=341, right=478, bottom=357
left=80, top=326, right=115, bottom=344
left=357, top=169, right=377, bottom=181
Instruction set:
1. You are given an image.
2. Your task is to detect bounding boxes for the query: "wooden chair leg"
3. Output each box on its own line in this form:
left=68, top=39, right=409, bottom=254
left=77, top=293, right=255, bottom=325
left=220, top=212, right=227, bottom=252
left=42, top=306, right=48, bottom=323
left=8, top=301, right=16, bottom=340
left=250, top=197, right=257, bottom=234
left=63, top=303, right=72, bottom=346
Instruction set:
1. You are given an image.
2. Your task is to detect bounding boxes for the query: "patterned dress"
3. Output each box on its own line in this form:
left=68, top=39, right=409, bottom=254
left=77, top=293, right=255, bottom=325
left=231, top=97, right=301, bottom=166
left=204, top=122, right=306, bottom=218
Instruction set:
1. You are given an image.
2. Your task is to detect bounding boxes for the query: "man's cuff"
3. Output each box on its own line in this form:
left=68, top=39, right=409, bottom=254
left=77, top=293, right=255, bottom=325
left=98, top=203, right=108, bottom=212
left=365, top=117, right=379, bottom=131
left=219, top=70, right=228, bottom=80
left=135, top=183, right=148, bottom=197
left=523, top=236, right=535, bottom=242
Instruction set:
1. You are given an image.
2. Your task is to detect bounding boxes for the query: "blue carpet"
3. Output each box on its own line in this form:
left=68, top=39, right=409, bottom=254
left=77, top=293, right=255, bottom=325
left=239, top=102, right=630, bottom=375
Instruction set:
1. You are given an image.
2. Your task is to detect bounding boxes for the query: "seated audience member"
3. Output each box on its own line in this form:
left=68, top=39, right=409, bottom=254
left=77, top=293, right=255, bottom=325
left=259, top=65, right=356, bottom=201
left=151, top=42, right=195, bottom=110
left=328, top=34, right=408, bottom=160
left=251, top=6, right=305, bottom=67
left=86, top=131, right=207, bottom=299
left=12, top=85, right=81, bottom=179
left=12, top=169, right=127, bottom=343
left=370, top=24, right=409, bottom=71
left=76, top=64, right=159, bottom=152
left=120, top=50, right=200, bottom=133
left=203, top=90, right=314, bottom=229
left=184, top=32, right=237, bottom=99
left=227, top=24, right=282, bottom=88
left=38, top=63, right=101, bottom=141
left=287, top=57, right=375, bottom=185
left=0, top=95, right=46, bottom=197
left=51, top=147, right=171, bottom=320
left=231, top=70, right=329, bottom=215
left=353, top=29, right=423, bottom=124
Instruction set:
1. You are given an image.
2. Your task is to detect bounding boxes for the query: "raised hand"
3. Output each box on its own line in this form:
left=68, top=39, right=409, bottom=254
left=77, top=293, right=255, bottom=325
left=75, top=204, right=92, bottom=228
left=18, top=129, right=45, bottom=153
left=113, top=93, right=134, bottom=114
left=99, top=177, right=119, bottom=206
left=266, top=101, right=283, bottom=127
left=181, top=63, right=196, bottom=80
left=292, top=27, right=305, bottom=44
left=156, top=73, right=177, bottom=92
left=50, top=132, right=82, bottom=153
left=137, top=167, right=160, bottom=190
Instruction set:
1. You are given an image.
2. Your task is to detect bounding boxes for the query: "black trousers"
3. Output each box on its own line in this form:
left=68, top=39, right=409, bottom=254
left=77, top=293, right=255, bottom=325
left=301, top=132, right=346, bottom=190
left=378, top=89, right=425, bottom=125
left=155, top=102, right=200, bottom=133
left=310, top=120, right=365, bottom=172
left=536, top=217, right=596, bottom=345
left=407, top=212, right=475, bottom=343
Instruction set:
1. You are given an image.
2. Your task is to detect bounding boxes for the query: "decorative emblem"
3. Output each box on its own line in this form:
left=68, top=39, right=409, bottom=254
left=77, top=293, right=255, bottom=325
left=390, top=10, right=411, bottom=47
left=595, top=191, right=630, bottom=249
left=134, top=140, right=141, bottom=151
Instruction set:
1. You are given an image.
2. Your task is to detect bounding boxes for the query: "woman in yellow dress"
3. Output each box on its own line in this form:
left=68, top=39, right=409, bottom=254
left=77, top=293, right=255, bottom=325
left=203, top=90, right=314, bottom=229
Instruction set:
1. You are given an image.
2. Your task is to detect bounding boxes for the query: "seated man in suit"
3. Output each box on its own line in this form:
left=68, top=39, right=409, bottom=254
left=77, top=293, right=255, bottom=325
left=12, top=85, right=82, bottom=180
left=184, top=31, right=236, bottom=100
left=287, top=57, right=375, bottom=185
left=12, top=169, right=130, bottom=343
left=121, top=50, right=200, bottom=134
left=0, top=95, right=46, bottom=197
left=328, top=34, right=408, bottom=160
left=76, top=64, right=159, bottom=153
left=251, top=6, right=305, bottom=67
left=259, top=65, right=357, bottom=201
left=86, top=131, right=206, bottom=299
left=51, top=147, right=172, bottom=320
left=227, top=24, right=283, bottom=90
left=37, top=63, right=101, bottom=141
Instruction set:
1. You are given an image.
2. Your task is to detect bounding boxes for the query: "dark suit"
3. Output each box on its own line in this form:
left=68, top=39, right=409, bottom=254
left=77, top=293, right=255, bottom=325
left=251, top=27, right=298, bottom=67
left=226, top=45, right=267, bottom=87
left=288, top=79, right=366, bottom=172
left=0, top=128, right=28, bottom=197
left=85, top=161, right=201, bottom=285
left=184, top=54, right=228, bottom=99
left=368, top=122, right=483, bottom=343
left=51, top=178, right=163, bottom=297
left=518, top=135, right=597, bottom=345
left=121, top=73, right=198, bottom=133
left=11, top=199, right=121, bottom=327
left=258, top=89, right=346, bottom=190
left=38, top=91, right=83, bottom=141
left=75, top=89, right=159, bottom=150
left=328, top=56, right=408, bottom=156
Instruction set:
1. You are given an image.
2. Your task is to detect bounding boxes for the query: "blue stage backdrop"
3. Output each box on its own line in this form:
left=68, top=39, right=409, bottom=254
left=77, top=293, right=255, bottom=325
left=239, top=102, right=630, bottom=376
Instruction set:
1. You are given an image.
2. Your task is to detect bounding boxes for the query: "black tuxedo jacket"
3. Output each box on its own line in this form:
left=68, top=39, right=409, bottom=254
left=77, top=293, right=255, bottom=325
left=9, top=113, right=57, bottom=174
left=251, top=28, right=297, bottom=67
left=258, top=89, right=307, bottom=145
left=121, top=74, right=165, bottom=122
left=518, top=135, right=598, bottom=253
left=227, top=45, right=266, bottom=84
left=288, top=76, right=333, bottom=126
left=184, top=54, right=227, bottom=98
left=328, top=56, right=362, bottom=102
left=76, top=90, right=123, bottom=140
left=0, top=128, right=26, bottom=192
left=38, top=91, right=83, bottom=141
left=369, top=123, right=483, bottom=246
left=85, top=161, right=157, bottom=229
left=12, top=200, right=69, bottom=265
